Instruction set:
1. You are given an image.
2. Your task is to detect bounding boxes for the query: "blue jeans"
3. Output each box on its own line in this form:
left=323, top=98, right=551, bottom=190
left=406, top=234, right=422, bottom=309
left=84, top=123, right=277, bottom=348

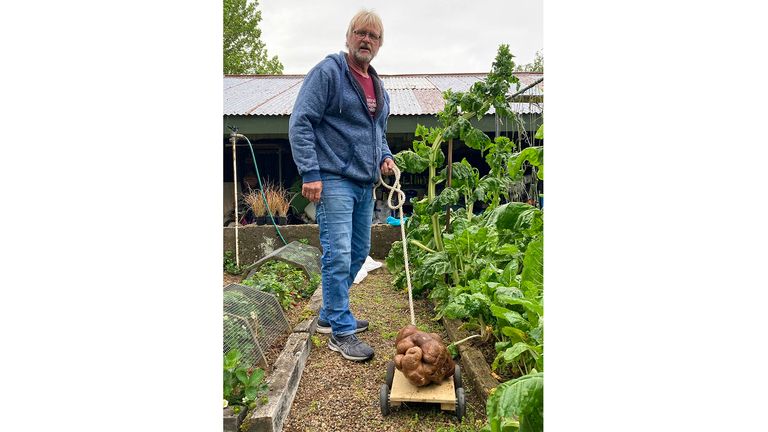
left=316, top=173, right=374, bottom=336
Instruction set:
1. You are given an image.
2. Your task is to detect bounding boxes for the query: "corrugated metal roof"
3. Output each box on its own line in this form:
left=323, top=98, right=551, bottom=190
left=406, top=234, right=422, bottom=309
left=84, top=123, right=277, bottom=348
left=223, top=72, right=543, bottom=116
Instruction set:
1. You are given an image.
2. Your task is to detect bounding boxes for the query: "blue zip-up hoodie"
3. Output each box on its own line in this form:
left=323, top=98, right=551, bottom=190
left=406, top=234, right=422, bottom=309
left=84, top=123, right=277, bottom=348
left=289, top=52, right=393, bottom=185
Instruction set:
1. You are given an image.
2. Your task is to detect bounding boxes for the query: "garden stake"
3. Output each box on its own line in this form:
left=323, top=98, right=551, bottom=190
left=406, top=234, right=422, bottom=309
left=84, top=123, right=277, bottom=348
left=229, top=131, right=240, bottom=267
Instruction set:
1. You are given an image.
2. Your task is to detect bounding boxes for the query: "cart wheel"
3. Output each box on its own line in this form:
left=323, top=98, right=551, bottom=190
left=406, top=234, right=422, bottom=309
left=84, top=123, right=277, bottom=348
left=380, top=384, right=390, bottom=416
left=455, top=387, right=466, bottom=421
left=453, top=364, right=463, bottom=389
left=386, top=361, right=395, bottom=387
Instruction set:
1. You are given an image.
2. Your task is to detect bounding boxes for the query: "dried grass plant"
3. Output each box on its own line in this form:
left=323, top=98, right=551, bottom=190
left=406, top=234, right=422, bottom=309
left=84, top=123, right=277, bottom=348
left=242, top=188, right=266, bottom=217
left=263, top=182, right=290, bottom=217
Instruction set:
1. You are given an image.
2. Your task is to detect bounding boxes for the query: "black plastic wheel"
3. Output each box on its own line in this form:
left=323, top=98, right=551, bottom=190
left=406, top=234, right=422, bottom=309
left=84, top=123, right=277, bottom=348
left=386, top=361, right=395, bottom=387
left=455, top=387, right=466, bottom=421
left=380, top=384, right=390, bottom=416
left=453, top=364, right=463, bottom=389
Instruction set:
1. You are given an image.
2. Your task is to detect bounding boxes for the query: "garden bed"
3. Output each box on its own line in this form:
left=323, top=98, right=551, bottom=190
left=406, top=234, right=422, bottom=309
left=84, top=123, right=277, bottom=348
left=224, top=272, right=313, bottom=375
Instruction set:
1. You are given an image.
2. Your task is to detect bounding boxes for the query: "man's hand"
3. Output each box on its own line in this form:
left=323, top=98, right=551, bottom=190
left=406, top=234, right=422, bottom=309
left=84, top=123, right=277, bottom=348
left=381, top=158, right=397, bottom=176
left=302, top=180, right=322, bottom=202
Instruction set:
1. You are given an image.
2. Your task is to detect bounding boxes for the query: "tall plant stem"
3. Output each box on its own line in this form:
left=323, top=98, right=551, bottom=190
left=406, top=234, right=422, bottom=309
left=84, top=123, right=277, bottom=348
left=409, top=239, right=437, bottom=254
left=451, top=333, right=482, bottom=347
left=428, top=163, right=444, bottom=251
left=427, top=111, right=475, bottom=251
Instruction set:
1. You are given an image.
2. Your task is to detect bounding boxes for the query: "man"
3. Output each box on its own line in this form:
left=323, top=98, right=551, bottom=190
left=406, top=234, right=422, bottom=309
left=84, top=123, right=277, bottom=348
left=289, top=10, right=396, bottom=362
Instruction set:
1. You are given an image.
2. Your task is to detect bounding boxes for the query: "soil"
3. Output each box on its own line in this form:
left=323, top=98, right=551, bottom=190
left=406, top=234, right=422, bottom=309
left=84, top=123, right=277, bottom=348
left=223, top=272, right=244, bottom=287
left=474, top=339, right=515, bottom=383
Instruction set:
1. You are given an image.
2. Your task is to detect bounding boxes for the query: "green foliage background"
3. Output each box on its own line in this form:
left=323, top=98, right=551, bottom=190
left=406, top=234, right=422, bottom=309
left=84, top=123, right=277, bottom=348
left=224, top=0, right=283, bottom=74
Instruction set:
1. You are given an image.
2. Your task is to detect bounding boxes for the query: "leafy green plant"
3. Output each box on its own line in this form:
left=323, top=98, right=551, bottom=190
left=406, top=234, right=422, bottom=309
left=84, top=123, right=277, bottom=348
left=223, top=290, right=258, bottom=358
left=241, top=261, right=320, bottom=309
left=385, top=46, right=544, bottom=432
left=223, top=349, right=269, bottom=409
left=483, top=373, right=543, bottom=432
left=224, top=250, right=242, bottom=275
left=310, top=335, right=322, bottom=347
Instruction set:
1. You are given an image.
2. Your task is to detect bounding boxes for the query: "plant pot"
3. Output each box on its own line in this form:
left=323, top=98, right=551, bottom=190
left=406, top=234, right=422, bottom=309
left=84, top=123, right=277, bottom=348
left=223, top=405, right=248, bottom=432
left=275, top=216, right=288, bottom=225
left=255, top=216, right=267, bottom=225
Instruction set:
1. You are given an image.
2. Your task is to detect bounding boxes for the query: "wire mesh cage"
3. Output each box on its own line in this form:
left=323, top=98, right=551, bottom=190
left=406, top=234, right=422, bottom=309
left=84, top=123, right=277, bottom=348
left=223, top=283, right=291, bottom=369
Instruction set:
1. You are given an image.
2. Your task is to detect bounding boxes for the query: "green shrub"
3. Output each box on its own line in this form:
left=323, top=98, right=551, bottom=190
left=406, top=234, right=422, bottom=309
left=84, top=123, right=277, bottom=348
left=224, top=251, right=242, bottom=275
left=241, top=261, right=320, bottom=310
left=223, top=349, right=268, bottom=409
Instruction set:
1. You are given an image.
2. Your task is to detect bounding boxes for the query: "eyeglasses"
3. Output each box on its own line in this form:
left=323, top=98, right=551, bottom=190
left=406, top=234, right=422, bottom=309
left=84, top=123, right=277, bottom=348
left=352, top=30, right=381, bottom=42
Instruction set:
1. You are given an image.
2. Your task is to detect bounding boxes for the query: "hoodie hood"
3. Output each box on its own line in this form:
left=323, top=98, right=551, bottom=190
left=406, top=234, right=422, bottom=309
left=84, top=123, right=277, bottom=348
left=325, top=51, right=382, bottom=115
left=327, top=52, right=345, bottom=113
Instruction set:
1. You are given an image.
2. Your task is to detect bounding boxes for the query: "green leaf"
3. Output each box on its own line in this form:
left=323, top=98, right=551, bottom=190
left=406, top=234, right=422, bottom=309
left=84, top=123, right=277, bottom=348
left=443, top=292, right=491, bottom=320
left=461, top=125, right=492, bottom=150
left=529, top=323, right=544, bottom=345
left=236, top=370, right=249, bottom=385
left=224, top=349, right=241, bottom=371
left=500, top=296, right=543, bottom=317
left=508, top=147, right=544, bottom=180
left=495, top=285, right=524, bottom=305
left=501, top=326, right=528, bottom=342
left=520, top=238, right=543, bottom=298
left=505, top=342, right=538, bottom=362
left=427, top=187, right=460, bottom=214
left=485, top=202, right=538, bottom=231
left=486, top=373, right=544, bottom=432
left=394, top=150, right=430, bottom=174
left=248, top=368, right=265, bottom=386
left=420, top=251, right=453, bottom=277
left=490, top=304, right=530, bottom=330
left=496, top=244, right=520, bottom=256
left=500, top=260, right=519, bottom=286
left=474, top=176, right=504, bottom=203
left=441, top=301, right=469, bottom=320
left=493, top=342, right=534, bottom=370
left=534, top=124, right=544, bottom=140
left=245, top=386, right=258, bottom=402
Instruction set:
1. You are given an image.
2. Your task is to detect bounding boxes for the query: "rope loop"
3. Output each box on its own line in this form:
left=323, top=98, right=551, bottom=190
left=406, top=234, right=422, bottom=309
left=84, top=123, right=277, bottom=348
left=376, top=165, right=416, bottom=326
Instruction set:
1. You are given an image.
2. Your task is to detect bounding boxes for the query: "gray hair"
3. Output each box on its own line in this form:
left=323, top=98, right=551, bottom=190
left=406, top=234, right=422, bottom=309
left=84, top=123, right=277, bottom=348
left=346, top=9, right=384, bottom=45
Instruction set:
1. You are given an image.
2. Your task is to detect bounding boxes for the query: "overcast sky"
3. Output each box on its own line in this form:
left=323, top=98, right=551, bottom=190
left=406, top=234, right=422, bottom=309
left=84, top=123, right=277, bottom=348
left=257, top=0, right=543, bottom=75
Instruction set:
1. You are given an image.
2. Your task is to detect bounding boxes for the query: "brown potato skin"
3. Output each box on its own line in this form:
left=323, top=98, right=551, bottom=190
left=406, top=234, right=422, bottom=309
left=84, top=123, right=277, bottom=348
left=393, top=325, right=455, bottom=387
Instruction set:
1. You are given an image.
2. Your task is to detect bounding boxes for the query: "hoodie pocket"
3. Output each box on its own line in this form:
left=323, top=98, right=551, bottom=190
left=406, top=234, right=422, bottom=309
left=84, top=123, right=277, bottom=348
left=341, top=145, right=355, bottom=172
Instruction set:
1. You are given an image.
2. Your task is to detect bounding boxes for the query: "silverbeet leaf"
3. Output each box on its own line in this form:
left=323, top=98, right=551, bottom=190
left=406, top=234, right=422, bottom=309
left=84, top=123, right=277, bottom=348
left=394, top=150, right=430, bottom=174
left=486, top=372, right=544, bottom=432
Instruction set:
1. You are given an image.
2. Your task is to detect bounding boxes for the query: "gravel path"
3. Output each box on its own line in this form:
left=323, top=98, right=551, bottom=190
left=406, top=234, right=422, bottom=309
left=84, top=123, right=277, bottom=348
left=282, top=263, right=487, bottom=432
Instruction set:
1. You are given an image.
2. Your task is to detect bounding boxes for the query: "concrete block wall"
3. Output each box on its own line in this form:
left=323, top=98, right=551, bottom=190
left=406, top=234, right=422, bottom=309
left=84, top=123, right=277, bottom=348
left=223, top=224, right=401, bottom=266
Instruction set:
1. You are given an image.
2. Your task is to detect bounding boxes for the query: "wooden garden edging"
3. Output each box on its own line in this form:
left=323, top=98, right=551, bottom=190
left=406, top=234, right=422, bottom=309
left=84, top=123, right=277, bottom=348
left=241, top=286, right=323, bottom=432
left=441, top=316, right=500, bottom=404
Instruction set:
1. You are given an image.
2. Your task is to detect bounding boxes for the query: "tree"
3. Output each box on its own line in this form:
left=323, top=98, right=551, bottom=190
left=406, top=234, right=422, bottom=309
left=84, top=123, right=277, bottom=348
left=515, top=50, right=543, bottom=73
left=223, top=0, right=284, bottom=75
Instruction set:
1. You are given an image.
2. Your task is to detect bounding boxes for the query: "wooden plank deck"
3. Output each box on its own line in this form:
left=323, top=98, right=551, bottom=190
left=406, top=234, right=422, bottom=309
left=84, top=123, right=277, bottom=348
left=389, top=369, right=456, bottom=411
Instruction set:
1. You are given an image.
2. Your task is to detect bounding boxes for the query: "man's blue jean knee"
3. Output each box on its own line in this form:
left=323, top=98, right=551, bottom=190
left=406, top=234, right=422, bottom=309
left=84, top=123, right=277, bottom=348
left=316, top=174, right=374, bottom=336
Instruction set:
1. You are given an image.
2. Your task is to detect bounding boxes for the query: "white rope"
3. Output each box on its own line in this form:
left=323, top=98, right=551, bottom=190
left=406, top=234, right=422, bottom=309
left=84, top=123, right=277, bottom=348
left=376, top=166, right=416, bottom=326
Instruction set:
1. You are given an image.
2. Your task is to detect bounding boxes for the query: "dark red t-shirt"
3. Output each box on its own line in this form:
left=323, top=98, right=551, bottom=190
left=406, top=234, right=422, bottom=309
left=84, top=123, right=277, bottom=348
left=350, top=67, right=376, bottom=116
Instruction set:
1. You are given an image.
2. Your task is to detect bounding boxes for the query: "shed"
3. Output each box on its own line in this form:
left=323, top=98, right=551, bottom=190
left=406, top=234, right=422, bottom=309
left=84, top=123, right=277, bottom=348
left=223, top=72, right=543, bottom=220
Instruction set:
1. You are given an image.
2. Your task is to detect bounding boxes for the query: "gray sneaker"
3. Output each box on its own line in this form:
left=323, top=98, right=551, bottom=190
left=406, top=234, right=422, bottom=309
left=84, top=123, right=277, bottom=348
left=316, top=319, right=369, bottom=335
left=328, top=333, right=374, bottom=361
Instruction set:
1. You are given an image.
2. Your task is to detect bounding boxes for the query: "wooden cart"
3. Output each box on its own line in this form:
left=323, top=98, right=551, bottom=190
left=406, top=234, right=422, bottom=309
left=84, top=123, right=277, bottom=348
left=379, top=361, right=466, bottom=420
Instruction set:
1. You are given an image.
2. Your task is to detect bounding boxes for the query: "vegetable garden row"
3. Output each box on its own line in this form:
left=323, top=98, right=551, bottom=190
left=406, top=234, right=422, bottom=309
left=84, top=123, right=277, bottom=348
left=385, top=44, right=544, bottom=431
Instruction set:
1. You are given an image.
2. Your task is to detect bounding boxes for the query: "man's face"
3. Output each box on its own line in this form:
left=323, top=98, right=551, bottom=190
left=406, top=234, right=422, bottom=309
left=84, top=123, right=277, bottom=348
left=347, top=25, right=381, bottom=64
